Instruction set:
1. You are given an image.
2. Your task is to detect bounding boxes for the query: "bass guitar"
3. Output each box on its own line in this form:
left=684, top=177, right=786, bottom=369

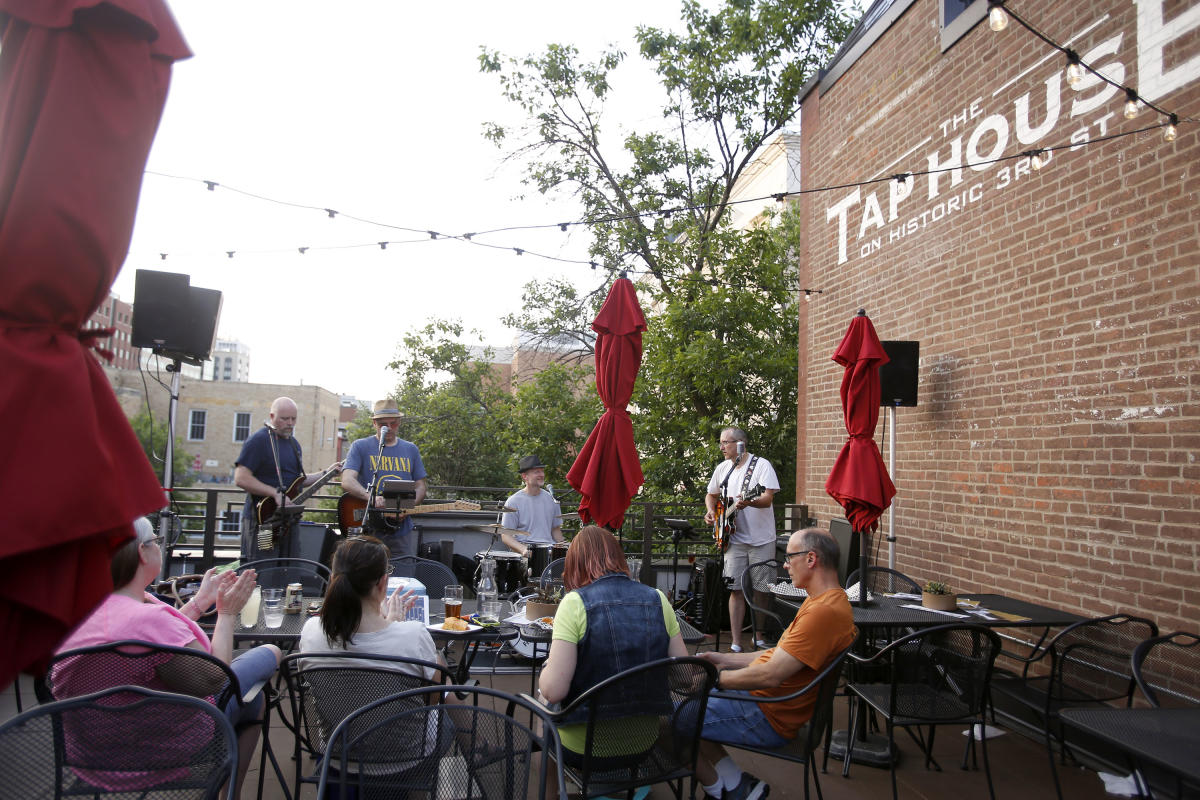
left=255, top=462, right=343, bottom=527
left=712, top=484, right=765, bottom=552
left=337, top=496, right=481, bottom=532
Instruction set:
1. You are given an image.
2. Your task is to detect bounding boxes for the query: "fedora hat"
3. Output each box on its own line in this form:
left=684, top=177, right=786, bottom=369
left=371, top=399, right=403, bottom=420
left=518, top=455, right=547, bottom=473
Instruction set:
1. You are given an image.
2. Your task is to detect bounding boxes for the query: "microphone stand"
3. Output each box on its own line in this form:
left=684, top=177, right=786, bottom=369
left=364, top=426, right=389, bottom=532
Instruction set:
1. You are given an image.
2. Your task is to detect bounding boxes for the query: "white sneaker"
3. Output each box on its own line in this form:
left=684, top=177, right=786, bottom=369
left=729, top=644, right=743, bottom=653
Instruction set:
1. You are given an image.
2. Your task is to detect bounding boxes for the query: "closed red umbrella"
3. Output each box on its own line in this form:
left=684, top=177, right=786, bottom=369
left=825, top=310, right=896, bottom=603
left=566, top=277, right=647, bottom=529
left=0, top=0, right=188, bottom=688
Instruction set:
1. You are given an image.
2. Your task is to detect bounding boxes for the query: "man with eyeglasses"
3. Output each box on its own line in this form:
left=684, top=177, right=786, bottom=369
left=692, top=529, right=857, bottom=800
left=341, top=398, right=428, bottom=557
left=704, top=427, right=779, bottom=653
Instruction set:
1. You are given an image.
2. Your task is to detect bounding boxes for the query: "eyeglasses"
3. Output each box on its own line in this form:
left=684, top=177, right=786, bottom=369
left=719, top=439, right=737, bottom=445
left=782, top=549, right=813, bottom=564
left=140, top=535, right=165, bottom=548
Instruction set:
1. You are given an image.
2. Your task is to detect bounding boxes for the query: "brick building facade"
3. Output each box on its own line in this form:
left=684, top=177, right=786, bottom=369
left=794, top=0, right=1198, bottom=631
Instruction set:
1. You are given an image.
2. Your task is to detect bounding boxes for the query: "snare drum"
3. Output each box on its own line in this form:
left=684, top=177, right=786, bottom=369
left=475, top=550, right=525, bottom=595
left=526, top=543, right=555, bottom=581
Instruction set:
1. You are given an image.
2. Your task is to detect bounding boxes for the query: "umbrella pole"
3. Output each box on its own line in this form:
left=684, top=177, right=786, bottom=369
left=888, top=404, right=897, bottom=571
left=854, top=529, right=871, bottom=607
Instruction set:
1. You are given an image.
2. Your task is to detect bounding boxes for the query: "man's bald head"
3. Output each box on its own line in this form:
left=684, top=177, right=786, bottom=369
left=269, top=397, right=298, bottom=437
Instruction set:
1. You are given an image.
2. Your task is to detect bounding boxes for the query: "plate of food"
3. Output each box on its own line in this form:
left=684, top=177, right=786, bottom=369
left=427, top=619, right=482, bottom=634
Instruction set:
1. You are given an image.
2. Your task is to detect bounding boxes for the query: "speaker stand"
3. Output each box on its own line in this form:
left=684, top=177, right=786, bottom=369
left=156, top=358, right=182, bottom=581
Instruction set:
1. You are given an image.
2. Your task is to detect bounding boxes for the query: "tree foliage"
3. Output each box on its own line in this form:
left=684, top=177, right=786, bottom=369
left=130, top=408, right=193, bottom=488
left=383, top=320, right=602, bottom=491
left=481, top=0, right=857, bottom=503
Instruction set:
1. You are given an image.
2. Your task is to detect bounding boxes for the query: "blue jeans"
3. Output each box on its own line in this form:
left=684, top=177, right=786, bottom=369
left=700, top=690, right=789, bottom=748
left=225, top=645, right=278, bottom=727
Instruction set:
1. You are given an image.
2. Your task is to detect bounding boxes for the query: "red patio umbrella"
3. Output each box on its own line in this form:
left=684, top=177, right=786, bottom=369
left=0, top=0, right=189, bottom=688
left=825, top=310, right=896, bottom=603
left=566, top=276, right=647, bottom=529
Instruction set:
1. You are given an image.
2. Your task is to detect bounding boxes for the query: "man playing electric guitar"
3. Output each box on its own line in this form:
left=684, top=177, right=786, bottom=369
left=704, top=427, right=779, bottom=653
left=340, top=398, right=428, bottom=558
left=234, top=396, right=343, bottom=560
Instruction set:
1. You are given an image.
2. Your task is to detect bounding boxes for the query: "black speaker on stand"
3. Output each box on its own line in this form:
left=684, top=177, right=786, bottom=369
left=877, top=340, right=918, bottom=581
left=133, top=270, right=223, bottom=580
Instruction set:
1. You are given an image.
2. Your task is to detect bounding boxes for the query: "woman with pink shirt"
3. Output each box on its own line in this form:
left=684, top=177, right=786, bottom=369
left=56, top=517, right=280, bottom=798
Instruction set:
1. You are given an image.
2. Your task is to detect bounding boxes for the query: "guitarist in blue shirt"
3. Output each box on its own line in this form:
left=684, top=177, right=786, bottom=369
left=704, top=426, right=779, bottom=653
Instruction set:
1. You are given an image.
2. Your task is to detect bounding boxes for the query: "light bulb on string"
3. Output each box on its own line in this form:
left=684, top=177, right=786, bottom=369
left=1030, top=150, right=1047, bottom=170
left=1164, top=115, right=1178, bottom=143
left=1123, top=88, right=1139, bottom=120
left=988, top=3, right=1009, bottom=32
left=1065, top=52, right=1084, bottom=89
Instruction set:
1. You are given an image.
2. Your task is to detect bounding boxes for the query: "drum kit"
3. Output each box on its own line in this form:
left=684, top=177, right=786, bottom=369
left=464, top=517, right=570, bottom=662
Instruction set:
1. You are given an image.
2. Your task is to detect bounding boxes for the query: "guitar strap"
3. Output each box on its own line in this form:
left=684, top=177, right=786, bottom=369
left=733, top=455, right=759, bottom=531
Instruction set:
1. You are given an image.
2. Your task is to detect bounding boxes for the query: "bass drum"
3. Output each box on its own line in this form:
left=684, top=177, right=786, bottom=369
left=474, top=550, right=526, bottom=595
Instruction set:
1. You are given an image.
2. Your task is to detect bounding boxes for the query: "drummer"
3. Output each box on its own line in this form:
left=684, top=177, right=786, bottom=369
left=500, top=455, right=564, bottom=556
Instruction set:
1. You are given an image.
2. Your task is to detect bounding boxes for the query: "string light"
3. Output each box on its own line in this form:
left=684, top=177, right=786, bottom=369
left=1118, top=88, right=1137, bottom=119
left=988, top=1, right=1009, bottom=32
left=1065, top=50, right=1084, bottom=89
left=1028, top=149, right=1047, bottom=170
left=1165, top=115, right=1178, bottom=143
left=803, top=289, right=823, bottom=303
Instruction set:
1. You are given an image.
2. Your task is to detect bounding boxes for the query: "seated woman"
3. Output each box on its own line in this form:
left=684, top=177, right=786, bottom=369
left=538, top=525, right=689, bottom=767
left=300, top=535, right=442, bottom=678
left=56, top=517, right=281, bottom=799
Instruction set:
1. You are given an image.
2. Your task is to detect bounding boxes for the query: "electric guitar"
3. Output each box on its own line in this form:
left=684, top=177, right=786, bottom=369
left=713, top=484, right=765, bottom=552
left=255, top=462, right=343, bottom=526
left=337, top=496, right=482, bottom=532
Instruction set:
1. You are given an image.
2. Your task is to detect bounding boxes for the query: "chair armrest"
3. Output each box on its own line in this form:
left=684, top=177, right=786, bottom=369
left=241, top=678, right=267, bottom=705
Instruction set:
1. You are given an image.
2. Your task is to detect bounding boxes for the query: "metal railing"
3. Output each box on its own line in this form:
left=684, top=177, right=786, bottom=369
left=153, top=483, right=810, bottom=574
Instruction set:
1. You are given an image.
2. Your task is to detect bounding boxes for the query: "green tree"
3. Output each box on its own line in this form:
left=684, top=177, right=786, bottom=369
left=130, top=408, right=193, bottom=488
left=508, top=361, right=603, bottom=486
left=480, top=0, right=855, bottom=502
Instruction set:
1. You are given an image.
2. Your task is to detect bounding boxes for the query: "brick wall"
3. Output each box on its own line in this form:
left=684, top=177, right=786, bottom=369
left=796, top=0, right=1199, bottom=632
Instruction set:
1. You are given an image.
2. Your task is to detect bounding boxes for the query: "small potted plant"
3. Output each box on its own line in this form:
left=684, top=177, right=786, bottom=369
left=526, top=580, right=563, bottom=620
left=922, top=580, right=957, bottom=611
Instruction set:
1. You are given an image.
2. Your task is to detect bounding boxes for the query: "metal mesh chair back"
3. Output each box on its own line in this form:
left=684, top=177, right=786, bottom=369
left=0, top=686, right=236, bottom=799
left=390, top=556, right=458, bottom=598
left=281, top=651, right=451, bottom=795
left=741, top=559, right=794, bottom=641
left=318, top=686, right=559, bottom=800
left=238, top=557, right=330, bottom=599
left=540, top=557, right=565, bottom=584
left=45, top=641, right=240, bottom=712
left=886, top=625, right=1001, bottom=721
left=1049, top=614, right=1158, bottom=706
left=845, top=566, right=921, bottom=596
left=553, top=656, right=718, bottom=799
left=1132, top=631, right=1200, bottom=708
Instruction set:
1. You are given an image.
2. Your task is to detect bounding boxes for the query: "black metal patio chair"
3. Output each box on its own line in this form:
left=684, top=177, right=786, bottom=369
left=0, top=685, right=237, bottom=799
left=280, top=650, right=452, bottom=799
left=1132, top=630, right=1200, bottom=708
left=318, top=685, right=563, bottom=800
left=740, top=559, right=797, bottom=648
left=844, top=623, right=1003, bottom=800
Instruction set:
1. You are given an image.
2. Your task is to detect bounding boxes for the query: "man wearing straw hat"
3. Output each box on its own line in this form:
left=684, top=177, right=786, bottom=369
left=341, top=399, right=428, bottom=557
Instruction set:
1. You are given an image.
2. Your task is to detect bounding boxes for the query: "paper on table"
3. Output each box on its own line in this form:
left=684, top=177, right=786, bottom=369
left=899, top=603, right=968, bottom=618
left=981, top=609, right=1031, bottom=623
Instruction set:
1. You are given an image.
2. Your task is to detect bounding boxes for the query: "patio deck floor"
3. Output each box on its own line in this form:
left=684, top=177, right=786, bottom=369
left=4, top=645, right=1121, bottom=800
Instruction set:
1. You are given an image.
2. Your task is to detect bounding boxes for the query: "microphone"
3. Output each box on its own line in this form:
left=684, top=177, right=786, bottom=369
left=737, top=441, right=745, bottom=459
left=379, top=425, right=389, bottom=439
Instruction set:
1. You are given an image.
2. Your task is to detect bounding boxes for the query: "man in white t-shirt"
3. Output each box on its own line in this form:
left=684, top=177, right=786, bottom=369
left=500, top=455, right=564, bottom=556
left=704, top=427, right=779, bottom=653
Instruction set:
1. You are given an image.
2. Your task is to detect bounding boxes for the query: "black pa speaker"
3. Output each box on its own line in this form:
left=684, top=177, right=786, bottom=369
left=131, top=269, right=222, bottom=365
left=879, top=340, right=919, bottom=407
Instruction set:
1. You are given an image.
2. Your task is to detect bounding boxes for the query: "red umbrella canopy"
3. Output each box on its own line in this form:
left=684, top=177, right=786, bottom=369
left=824, top=311, right=896, bottom=533
left=566, top=277, right=647, bottom=529
left=0, top=0, right=189, bottom=688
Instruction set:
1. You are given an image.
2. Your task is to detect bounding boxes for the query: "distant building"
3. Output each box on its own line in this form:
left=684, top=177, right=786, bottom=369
left=469, top=335, right=593, bottom=394
left=203, top=338, right=251, bottom=382
left=86, top=291, right=140, bottom=370
left=728, top=131, right=802, bottom=230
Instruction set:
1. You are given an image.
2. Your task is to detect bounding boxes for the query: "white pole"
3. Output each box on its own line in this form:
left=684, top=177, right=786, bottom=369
left=888, top=404, right=897, bottom=570
left=157, top=360, right=181, bottom=580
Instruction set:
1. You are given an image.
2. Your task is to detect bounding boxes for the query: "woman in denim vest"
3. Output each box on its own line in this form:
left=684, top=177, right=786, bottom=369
left=538, top=525, right=689, bottom=770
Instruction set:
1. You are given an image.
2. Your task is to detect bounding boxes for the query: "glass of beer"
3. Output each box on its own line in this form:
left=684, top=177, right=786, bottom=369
left=444, top=585, right=463, bottom=620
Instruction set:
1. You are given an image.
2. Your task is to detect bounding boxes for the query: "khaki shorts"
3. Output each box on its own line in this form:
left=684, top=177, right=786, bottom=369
left=723, top=541, right=776, bottom=581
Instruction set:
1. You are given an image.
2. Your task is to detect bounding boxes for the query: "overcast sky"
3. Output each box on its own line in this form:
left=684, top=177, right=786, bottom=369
left=116, top=1, right=683, bottom=402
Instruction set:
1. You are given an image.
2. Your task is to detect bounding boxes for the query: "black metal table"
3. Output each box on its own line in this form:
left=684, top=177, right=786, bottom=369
left=772, top=591, right=1086, bottom=630
left=231, top=611, right=309, bottom=645
left=1061, top=707, right=1200, bottom=795
left=427, top=603, right=519, bottom=684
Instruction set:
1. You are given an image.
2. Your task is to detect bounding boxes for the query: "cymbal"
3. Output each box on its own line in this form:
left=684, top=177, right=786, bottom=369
left=465, top=523, right=525, bottom=536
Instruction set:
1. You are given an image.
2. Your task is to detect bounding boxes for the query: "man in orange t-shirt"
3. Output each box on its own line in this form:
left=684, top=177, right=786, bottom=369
left=694, top=529, right=857, bottom=800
